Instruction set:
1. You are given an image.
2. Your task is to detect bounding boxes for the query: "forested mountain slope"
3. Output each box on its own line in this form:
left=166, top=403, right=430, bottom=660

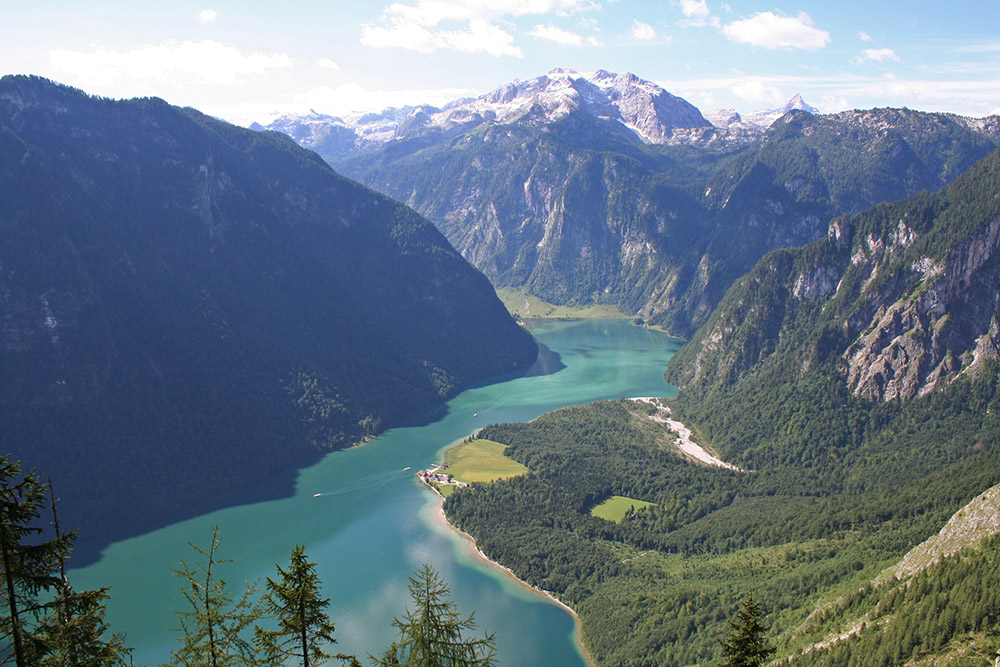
left=0, top=76, right=537, bottom=538
left=442, top=148, right=1000, bottom=666
left=667, top=145, right=1000, bottom=410
left=333, top=96, right=999, bottom=336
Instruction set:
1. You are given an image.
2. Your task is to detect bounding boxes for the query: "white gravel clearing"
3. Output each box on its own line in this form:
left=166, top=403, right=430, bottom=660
left=630, top=397, right=742, bottom=471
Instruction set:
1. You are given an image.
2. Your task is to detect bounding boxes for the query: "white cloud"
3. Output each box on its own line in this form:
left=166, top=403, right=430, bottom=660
left=680, top=0, right=710, bottom=19
left=49, top=40, right=292, bottom=88
left=361, top=19, right=521, bottom=57
left=678, top=0, right=720, bottom=27
left=854, top=48, right=900, bottom=64
left=723, top=11, right=830, bottom=50
left=198, top=9, right=218, bottom=24
left=730, top=79, right=784, bottom=106
left=877, top=79, right=917, bottom=100
left=442, top=20, right=524, bottom=56
left=361, top=0, right=594, bottom=56
left=630, top=20, right=656, bottom=41
left=373, top=0, right=594, bottom=26
left=858, top=31, right=872, bottom=42
left=821, top=94, right=850, bottom=111
left=317, top=58, right=340, bottom=70
left=292, top=82, right=480, bottom=117
left=529, top=24, right=601, bottom=47
left=360, top=22, right=439, bottom=53
left=530, top=24, right=584, bottom=46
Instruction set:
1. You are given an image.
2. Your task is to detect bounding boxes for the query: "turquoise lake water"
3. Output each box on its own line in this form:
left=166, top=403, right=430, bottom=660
left=72, top=319, right=681, bottom=666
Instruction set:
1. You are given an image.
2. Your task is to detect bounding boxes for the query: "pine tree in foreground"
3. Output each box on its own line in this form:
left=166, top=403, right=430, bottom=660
left=1, top=456, right=67, bottom=666
left=375, top=564, right=495, bottom=667
left=255, top=544, right=357, bottom=667
left=26, top=476, right=131, bottom=666
left=28, top=587, right=131, bottom=667
left=718, top=596, right=775, bottom=667
left=165, top=526, right=261, bottom=667
left=1, top=456, right=129, bottom=667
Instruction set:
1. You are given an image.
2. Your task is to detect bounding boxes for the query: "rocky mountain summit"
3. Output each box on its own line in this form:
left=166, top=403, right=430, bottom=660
left=743, top=92, right=821, bottom=127
left=255, top=74, right=826, bottom=160
left=450, top=68, right=713, bottom=142
left=256, top=68, right=715, bottom=151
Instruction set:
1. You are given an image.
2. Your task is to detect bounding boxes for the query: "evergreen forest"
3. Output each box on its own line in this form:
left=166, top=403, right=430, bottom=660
left=442, top=147, right=1000, bottom=665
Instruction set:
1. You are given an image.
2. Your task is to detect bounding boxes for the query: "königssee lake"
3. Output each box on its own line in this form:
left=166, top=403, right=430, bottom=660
left=73, top=319, right=681, bottom=666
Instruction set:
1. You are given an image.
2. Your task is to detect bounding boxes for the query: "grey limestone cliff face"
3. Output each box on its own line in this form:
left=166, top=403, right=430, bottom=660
left=668, top=147, right=1000, bottom=404
left=844, top=214, right=1000, bottom=401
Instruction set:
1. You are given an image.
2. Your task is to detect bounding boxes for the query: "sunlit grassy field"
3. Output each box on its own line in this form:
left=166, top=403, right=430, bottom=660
left=445, top=438, right=529, bottom=483
left=496, top=287, right=625, bottom=320
left=590, top=495, right=656, bottom=523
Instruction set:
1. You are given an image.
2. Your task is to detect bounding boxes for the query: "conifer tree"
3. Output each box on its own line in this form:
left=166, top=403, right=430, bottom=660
left=165, top=526, right=261, bottom=667
left=27, top=587, right=131, bottom=667
left=718, top=596, right=775, bottom=667
left=0, top=456, right=74, bottom=667
left=375, top=564, right=495, bottom=667
left=255, top=544, right=350, bottom=667
left=24, top=477, right=131, bottom=666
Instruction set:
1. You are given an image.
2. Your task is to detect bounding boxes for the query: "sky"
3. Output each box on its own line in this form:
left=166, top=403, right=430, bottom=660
left=3, top=0, right=1000, bottom=125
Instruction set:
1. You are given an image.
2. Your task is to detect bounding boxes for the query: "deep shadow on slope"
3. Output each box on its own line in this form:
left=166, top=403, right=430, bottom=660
left=70, top=343, right=562, bottom=568
left=0, top=75, right=537, bottom=549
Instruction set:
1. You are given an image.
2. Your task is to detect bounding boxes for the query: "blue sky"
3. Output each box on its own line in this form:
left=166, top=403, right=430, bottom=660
left=3, top=0, right=999, bottom=124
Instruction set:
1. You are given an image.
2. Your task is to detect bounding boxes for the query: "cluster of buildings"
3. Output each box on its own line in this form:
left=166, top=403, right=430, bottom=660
left=416, top=465, right=469, bottom=488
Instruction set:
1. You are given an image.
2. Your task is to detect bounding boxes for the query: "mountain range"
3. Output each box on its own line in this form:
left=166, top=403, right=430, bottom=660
left=0, top=75, right=536, bottom=538
left=252, top=68, right=823, bottom=154
left=253, top=67, right=1000, bottom=665
left=5, top=66, right=1000, bottom=665
left=258, top=69, right=1000, bottom=338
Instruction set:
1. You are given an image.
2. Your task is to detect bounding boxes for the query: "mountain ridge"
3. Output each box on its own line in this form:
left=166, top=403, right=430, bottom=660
left=666, top=145, right=1000, bottom=403
left=0, top=75, right=537, bottom=539
left=256, top=68, right=717, bottom=153
left=330, top=91, right=999, bottom=337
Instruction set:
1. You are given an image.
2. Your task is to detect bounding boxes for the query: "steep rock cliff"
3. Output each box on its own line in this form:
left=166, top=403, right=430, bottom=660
left=668, top=147, right=1000, bottom=403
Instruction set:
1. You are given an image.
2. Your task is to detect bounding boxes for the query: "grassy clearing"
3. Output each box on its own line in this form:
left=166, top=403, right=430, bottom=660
left=444, top=439, right=529, bottom=484
left=435, top=483, right=457, bottom=498
left=496, top=287, right=626, bottom=320
left=590, top=495, right=656, bottom=523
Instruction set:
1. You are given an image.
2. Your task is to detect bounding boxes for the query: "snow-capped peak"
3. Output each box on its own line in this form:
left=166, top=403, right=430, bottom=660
left=254, top=69, right=715, bottom=150
left=441, top=68, right=710, bottom=143
left=744, top=94, right=820, bottom=127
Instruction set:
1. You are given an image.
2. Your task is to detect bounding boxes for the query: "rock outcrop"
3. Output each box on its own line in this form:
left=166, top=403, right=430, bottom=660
left=668, top=147, right=1000, bottom=403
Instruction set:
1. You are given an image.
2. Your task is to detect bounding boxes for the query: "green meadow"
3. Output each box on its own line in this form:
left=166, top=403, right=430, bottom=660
left=496, top=288, right=626, bottom=320
left=590, top=495, right=656, bottom=523
left=444, top=438, right=529, bottom=484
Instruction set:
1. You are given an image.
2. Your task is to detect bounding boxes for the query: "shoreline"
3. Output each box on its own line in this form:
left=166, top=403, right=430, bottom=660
left=423, top=485, right=597, bottom=667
